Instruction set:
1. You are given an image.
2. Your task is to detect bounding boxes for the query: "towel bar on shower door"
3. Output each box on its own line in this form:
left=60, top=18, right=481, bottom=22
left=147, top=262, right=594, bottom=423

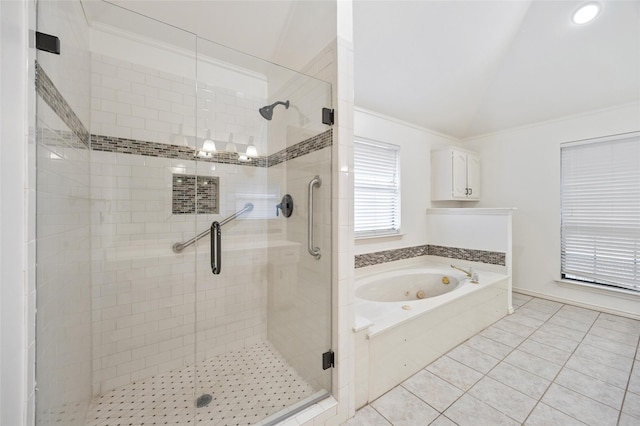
left=172, top=203, right=254, bottom=275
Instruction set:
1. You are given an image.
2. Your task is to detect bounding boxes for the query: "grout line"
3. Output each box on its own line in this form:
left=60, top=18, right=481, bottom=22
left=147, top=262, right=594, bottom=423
left=438, top=296, right=601, bottom=425
left=402, top=298, right=535, bottom=422
left=617, top=334, right=640, bottom=425
left=469, top=297, right=563, bottom=424
left=84, top=340, right=315, bottom=425
left=353, top=294, right=639, bottom=426
left=518, top=302, right=600, bottom=425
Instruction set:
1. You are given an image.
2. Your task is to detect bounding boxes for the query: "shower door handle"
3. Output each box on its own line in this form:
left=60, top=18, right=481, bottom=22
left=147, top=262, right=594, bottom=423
left=211, top=221, right=221, bottom=274
left=307, top=175, right=322, bottom=260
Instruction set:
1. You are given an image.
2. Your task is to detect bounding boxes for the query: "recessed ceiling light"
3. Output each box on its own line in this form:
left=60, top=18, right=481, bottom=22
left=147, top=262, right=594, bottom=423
left=572, top=2, right=601, bottom=25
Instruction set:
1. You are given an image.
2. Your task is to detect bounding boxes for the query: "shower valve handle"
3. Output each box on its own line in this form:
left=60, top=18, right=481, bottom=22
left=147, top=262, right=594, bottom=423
left=276, top=194, right=294, bottom=218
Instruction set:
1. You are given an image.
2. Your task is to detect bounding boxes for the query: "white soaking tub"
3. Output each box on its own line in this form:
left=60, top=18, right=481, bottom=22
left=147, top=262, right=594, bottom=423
left=354, top=259, right=510, bottom=406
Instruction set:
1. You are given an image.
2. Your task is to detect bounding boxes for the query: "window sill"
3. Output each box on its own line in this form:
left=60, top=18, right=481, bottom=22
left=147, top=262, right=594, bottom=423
left=355, top=233, right=405, bottom=243
left=555, top=278, right=640, bottom=301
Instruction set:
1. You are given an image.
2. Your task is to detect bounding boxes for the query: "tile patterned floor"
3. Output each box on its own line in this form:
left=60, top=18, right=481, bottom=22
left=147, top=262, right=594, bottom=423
left=345, top=293, right=640, bottom=426
left=85, top=341, right=315, bottom=425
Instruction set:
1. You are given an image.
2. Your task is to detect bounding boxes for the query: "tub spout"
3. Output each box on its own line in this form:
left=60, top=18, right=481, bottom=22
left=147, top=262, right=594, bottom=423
left=450, top=264, right=472, bottom=278
left=451, top=265, right=479, bottom=283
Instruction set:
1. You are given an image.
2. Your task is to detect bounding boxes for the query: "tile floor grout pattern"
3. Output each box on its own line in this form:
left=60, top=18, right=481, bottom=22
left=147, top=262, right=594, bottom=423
left=84, top=340, right=315, bottom=425
left=345, top=293, right=640, bottom=426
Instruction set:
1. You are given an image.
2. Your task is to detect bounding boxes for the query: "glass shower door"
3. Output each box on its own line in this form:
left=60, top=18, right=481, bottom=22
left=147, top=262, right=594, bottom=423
left=35, top=1, right=332, bottom=424
left=35, top=1, right=201, bottom=424
left=193, top=37, right=333, bottom=424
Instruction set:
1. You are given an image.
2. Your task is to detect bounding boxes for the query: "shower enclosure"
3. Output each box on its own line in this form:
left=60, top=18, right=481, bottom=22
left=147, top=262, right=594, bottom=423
left=35, top=1, right=333, bottom=424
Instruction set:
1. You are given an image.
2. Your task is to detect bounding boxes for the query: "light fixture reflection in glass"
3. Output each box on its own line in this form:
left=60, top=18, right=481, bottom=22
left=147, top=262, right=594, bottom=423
left=225, top=133, right=237, bottom=153
left=172, top=124, right=189, bottom=146
left=202, top=130, right=216, bottom=153
left=572, top=2, right=601, bottom=24
left=245, top=136, right=258, bottom=157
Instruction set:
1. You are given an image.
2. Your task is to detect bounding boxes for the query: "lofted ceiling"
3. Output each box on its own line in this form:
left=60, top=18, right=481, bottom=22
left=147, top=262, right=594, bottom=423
left=83, top=0, right=640, bottom=140
left=354, top=0, right=640, bottom=139
left=83, top=0, right=337, bottom=73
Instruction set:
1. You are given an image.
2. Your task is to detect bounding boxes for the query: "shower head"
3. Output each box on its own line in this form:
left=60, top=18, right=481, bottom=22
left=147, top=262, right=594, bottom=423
left=259, top=100, right=290, bottom=120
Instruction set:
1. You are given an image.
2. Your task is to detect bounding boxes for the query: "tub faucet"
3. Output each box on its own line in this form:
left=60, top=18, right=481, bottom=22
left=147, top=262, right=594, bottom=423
left=451, top=264, right=479, bottom=284
left=450, top=264, right=472, bottom=277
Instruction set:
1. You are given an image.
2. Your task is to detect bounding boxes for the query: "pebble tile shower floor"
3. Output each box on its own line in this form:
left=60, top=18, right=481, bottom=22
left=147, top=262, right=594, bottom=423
left=85, top=341, right=315, bottom=425
left=346, top=293, right=640, bottom=426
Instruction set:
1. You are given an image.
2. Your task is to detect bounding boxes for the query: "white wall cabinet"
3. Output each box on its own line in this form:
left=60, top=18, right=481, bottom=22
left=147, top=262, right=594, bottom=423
left=431, top=148, right=480, bottom=201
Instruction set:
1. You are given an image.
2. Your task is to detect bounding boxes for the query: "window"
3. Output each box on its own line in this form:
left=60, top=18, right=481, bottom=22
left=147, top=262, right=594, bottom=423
left=354, top=138, right=400, bottom=238
left=561, top=132, right=640, bottom=292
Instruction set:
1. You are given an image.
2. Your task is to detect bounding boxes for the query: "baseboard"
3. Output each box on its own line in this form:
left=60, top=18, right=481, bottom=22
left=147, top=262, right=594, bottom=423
left=513, top=287, right=640, bottom=321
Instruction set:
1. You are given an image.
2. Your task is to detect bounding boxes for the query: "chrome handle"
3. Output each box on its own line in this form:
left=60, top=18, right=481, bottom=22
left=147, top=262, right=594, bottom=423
left=307, top=175, right=321, bottom=259
left=211, top=221, right=221, bottom=274
left=173, top=203, right=253, bottom=253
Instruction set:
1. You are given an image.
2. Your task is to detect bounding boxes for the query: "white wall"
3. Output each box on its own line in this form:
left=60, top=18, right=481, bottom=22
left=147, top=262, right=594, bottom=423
left=354, top=108, right=458, bottom=255
left=91, top=27, right=269, bottom=153
left=465, top=102, right=640, bottom=318
left=335, top=1, right=356, bottom=418
left=90, top=148, right=272, bottom=394
left=1, top=0, right=29, bottom=424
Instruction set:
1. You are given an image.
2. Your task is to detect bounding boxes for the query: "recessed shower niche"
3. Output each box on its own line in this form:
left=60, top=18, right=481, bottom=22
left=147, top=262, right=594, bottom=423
left=34, top=1, right=333, bottom=424
left=172, top=174, right=219, bottom=215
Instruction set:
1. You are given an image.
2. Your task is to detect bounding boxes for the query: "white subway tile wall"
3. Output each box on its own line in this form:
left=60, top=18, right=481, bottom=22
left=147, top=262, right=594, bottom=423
left=36, top=121, right=93, bottom=424
left=30, top=6, right=341, bottom=424
left=268, top=147, right=333, bottom=393
left=87, top=40, right=335, bottom=415
left=90, top=148, right=275, bottom=394
left=91, top=53, right=267, bottom=152
left=34, top=2, right=94, bottom=423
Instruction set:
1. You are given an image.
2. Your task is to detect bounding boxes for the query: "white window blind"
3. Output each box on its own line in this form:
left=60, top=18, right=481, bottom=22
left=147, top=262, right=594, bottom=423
left=561, top=132, right=640, bottom=292
left=354, top=138, right=400, bottom=237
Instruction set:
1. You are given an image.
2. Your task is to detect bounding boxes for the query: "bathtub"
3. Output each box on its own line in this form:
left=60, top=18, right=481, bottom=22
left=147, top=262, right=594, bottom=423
left=356, top=268, right=464, bottom=302
left=354, top=259, right=509, bottom=406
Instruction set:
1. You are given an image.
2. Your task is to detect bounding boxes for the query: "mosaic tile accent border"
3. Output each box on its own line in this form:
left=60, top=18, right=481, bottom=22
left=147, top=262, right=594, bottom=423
left=37, top=128, right=88, bottom=151
left=268, top=130, right=333, bottom=167
left=36, top=62, right=332, bottom=167
left=90, top=129, right=332, bottom=168
left=91, top=134, right=269, bottom=166
left=428, top=245, right=506, bottom=266
left=172, top=174, right=219, bottom=214
left=35, top=62, right=90, bottom=147
left=355, top=244, right=506, bottom=268
left=355, top=245, right=429, bottom=268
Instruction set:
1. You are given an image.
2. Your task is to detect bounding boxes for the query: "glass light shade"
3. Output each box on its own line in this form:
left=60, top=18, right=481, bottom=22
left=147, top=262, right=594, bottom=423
left=202, top=139, right=216, bottom=152
left=572, top=3, right=600, bottom=24
left=246, top=144, right=258, bottom=157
